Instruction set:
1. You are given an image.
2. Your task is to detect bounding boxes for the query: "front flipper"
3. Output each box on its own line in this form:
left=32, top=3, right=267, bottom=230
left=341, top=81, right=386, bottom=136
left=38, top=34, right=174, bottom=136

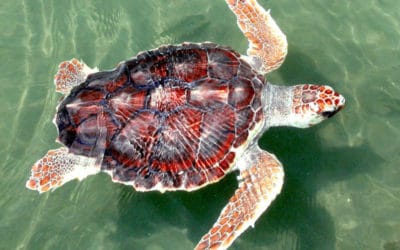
left=225, top=0, right=288, bottom=74
left=26, top=147, right=99, bottom=193
left=54, top=58, right=98, bottom=94
left=195, top=146, right=284, bottom=250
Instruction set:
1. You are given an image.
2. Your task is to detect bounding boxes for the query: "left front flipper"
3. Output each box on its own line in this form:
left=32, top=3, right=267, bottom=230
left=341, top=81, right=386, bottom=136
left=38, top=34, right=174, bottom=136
left=195, top=146, right=284, bottom=250
left=225, top=0, right=288, bottom=74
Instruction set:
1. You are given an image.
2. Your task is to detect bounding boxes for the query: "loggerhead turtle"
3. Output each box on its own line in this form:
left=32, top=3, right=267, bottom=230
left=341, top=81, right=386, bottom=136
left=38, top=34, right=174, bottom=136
left=26, top=0, right=345, bottom=249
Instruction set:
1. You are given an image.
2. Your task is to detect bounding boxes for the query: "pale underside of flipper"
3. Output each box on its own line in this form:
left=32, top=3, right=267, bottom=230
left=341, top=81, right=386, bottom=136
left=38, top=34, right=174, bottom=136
left=26, top=147, right=99, bottom=193
left=195, top=146, right=284, bottom=250
left=225, top=0, right=288, bottom=74
left=54, top=58, right=98, bottom=94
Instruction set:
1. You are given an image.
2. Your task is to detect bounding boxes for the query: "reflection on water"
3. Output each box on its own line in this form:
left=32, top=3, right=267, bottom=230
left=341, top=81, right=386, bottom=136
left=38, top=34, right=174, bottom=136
left=1, top=0, right=400, bottom=249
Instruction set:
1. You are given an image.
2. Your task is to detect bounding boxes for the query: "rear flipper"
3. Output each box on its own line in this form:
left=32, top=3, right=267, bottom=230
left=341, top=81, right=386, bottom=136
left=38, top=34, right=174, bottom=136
left=54, top=58, right=98, bottom=94
left=26, top=147, right=99, bottom=193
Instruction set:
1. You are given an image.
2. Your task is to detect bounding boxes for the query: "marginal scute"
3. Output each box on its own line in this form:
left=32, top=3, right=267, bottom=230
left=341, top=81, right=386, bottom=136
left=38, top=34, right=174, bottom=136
left=254, top=108, right=264, bottom=123
left=251, top=91, right=262, bottom=110
left=187, top=170, right=207, bottom=188
left=235, top=107, right=254, bottom=135
left=55, top=43, right=264, bottom=191
left=130, top=66, right=153, bottom=85
left=233, top=130, right=249, bottom=148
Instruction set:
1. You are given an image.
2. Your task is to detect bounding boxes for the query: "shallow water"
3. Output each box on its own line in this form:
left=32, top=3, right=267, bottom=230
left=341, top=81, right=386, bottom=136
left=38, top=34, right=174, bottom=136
left=1, top=0, right=400, bottom=249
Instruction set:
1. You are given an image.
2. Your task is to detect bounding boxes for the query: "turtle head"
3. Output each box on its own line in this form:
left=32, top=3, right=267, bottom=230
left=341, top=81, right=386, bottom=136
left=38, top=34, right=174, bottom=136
left=290, top=84, right=345, bottom=128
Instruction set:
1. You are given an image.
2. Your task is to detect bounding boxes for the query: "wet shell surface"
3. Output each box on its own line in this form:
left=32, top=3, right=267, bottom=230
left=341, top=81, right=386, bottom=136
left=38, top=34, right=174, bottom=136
left=56, top=43, right=265, bottom=191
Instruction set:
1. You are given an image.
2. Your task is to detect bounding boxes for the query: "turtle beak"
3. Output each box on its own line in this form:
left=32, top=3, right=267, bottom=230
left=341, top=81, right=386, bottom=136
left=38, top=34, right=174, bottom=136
left=322, top=93, right=345, bottom=118
left=322, top=110, right=338, bottom=118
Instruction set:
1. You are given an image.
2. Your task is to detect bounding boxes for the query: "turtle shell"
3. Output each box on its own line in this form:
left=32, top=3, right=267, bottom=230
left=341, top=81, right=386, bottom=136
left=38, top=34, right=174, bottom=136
left=56, top=43, right=265, bottom=191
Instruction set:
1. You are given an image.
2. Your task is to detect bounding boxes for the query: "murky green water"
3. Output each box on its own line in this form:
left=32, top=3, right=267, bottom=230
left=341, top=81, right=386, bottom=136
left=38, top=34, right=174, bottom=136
left=1, top=0, right=399, bottom=249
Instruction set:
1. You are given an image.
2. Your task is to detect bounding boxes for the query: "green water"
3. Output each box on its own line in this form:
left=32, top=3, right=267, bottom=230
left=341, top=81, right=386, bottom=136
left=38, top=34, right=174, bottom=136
left=1, top=0, right=399, bottom=249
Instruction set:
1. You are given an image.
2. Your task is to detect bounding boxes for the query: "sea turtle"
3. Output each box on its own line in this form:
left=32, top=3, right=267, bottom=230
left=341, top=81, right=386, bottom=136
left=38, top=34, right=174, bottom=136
left=26, top=0, right=345, bottom=249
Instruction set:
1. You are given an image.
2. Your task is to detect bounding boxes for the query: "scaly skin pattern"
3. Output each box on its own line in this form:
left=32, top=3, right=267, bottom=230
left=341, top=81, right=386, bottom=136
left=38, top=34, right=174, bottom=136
left=293, top=84, right=343, bottom=115
left=225, top=0, right=288, bottom=74
left=26, top=148, right=70, bottom=193
left=195, top=146, right=284, bottom=250
left=26, top=148, right=97, bottom=193
left=54, top=58, right=97, bottom=94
